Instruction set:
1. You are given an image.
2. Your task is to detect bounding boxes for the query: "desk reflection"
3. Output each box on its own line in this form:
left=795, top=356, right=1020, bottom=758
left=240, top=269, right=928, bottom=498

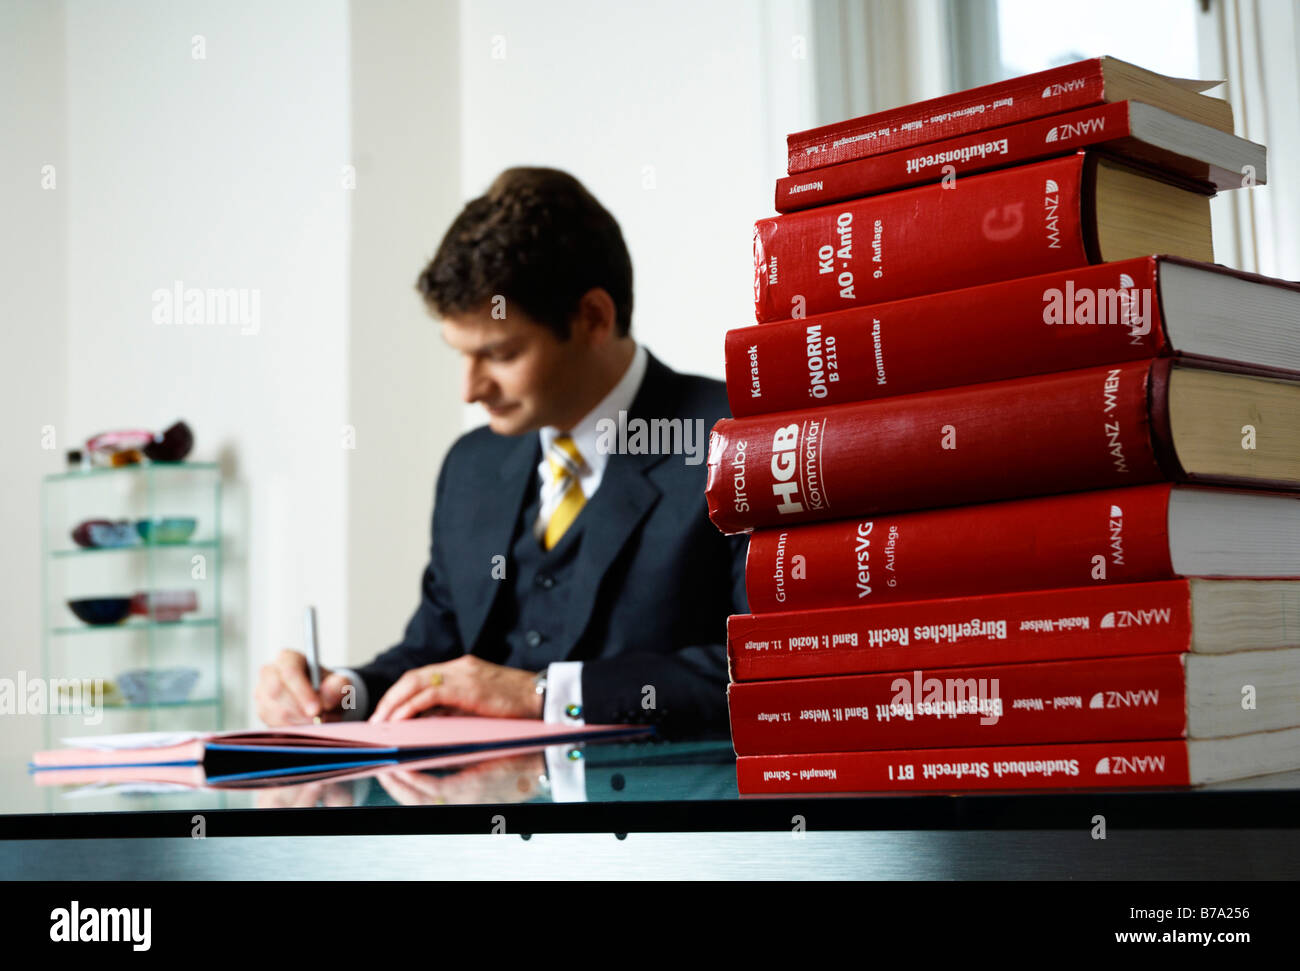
left=254, top=751, right=547, bottom=808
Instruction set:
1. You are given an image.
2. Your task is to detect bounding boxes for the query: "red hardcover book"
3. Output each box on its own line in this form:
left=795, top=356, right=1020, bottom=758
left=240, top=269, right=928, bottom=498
left=706, top=359, right=1300, bottom=533
left=736, top=740, right=1190, bottom=792
left=776, top=101, right=1264, bottom=211
left=728, top=580, right=1200, bottom=681
left=740, top=484, right=1300, bottom=614
left=786, top=57, right=1229, bottom=174
left=728, top=579, right=1300, bottom=680
left=755, top=155, right=1090, bottom=323
left=726, top=649, right=1299, bottom=755
left=734, top=731, right=1300, bottom=793
left=727, top=256, right=1300, bottom=418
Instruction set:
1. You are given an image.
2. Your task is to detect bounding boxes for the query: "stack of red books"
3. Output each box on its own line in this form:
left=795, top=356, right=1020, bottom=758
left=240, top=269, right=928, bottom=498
left=706, top=57, right=1300, bottom=794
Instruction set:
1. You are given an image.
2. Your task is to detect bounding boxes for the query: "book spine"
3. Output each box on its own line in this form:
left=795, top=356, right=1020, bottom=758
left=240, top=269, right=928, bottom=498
left=742, top=484, right=1176, bottom=614
left=777, top=102, right=1133, bottom=211
left=728, top=653, right=1189, bottom=755
left=728, top=580, right=1194, bottom=681
left=726, top=258, right=1164, bottom=417
left=736, top=739, right=1192, bottom=793
left=754, top=156, right=1090, bottom=323
left=787, top=60, right=1105, bottom=173
left=706, top=359, right=1164, bottom=533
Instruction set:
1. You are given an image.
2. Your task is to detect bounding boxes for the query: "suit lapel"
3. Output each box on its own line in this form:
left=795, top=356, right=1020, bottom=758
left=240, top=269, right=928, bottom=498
left=456, top=432, right=538, bottom=650
left=561, top=352, right=678, bottom=649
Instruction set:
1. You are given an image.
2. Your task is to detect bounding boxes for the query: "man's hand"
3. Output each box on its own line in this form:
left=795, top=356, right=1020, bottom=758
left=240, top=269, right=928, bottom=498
left=370, top=655, right=543, bottom=722
left=255, top=649, right=353, bottom=726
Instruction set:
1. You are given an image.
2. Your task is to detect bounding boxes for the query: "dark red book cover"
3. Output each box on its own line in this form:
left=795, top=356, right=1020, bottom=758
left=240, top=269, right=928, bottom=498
left=742, top=484, right=1177, bottom=614
left=728, top=653, right=1189, bottom=755
left=728, top=257, right=1163, bottom=417
left=786, top=59, right=1109, bottom=173
left=777, top=101, right=1250, bottom=211
left=736, top=739, right=1193, bottom=793
left=728, top=580, right=1195, bottom=681
left=755, top=155, right=1089, bottom=323
left=707, top=359, right=1168, bottom=534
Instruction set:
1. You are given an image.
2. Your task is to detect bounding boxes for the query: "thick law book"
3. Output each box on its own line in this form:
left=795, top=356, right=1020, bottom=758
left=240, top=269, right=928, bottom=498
left=754, top=153, right=1212, bottom=323
left=735, top=729, right=1300, bottom=793
left=727, top=257, right=1300, bottom=418
left=777, top=101, right=1265, bottom=211
left=786, top=56, right=1231, bottom=174
left=705, top=359, right=1300, bottom=534
left=742, top=484, right=1300, bottom=614
left=29, top=718, right=647, bottom=771
left=728, top=579, right=1300, bottom=681
left=727, top=648, right=1300, bottom=755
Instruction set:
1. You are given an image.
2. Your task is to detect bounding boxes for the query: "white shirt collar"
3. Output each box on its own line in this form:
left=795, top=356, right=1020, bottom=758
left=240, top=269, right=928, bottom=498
left=538, top=343, right=647, bottom=479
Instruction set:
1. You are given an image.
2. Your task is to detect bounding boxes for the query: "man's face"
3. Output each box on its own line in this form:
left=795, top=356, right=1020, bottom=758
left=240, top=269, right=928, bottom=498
left=441, top=306, right=590, bottom=436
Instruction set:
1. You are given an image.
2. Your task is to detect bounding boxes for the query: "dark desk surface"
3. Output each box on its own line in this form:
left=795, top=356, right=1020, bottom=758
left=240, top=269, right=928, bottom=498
left=6, top=733, right=1300, bottom=834
left=5, top=738, right=1294, bottom=878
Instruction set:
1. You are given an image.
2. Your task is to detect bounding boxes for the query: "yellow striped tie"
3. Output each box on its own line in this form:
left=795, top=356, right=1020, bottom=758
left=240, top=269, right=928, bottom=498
left=541, top=434, right=586, bottom=550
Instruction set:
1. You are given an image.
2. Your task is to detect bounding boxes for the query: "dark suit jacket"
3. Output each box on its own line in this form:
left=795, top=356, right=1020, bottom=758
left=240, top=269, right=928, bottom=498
left=354, top=351, right=747, bottom=732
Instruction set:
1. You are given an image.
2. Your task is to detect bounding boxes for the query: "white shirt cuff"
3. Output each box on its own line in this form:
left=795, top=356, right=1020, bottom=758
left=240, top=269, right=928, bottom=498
left=542, top=661, right=584, bottom=725
left=331, top=667, right=369, bottom=721
left=543, top=742, right=588, bottom=802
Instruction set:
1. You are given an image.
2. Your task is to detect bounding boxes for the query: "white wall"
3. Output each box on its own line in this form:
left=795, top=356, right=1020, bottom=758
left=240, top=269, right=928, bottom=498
left=0, top=0, right=69, bottom=801
left=63, top=0, right=351, bottom=728
left=457, top=0, right=816, bottom=388
left=346, top=0, right=465, bottom=660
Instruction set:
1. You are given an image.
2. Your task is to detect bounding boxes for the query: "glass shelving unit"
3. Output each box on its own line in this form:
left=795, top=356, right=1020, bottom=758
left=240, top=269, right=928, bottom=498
left=40, top=461, right=224, bottom=747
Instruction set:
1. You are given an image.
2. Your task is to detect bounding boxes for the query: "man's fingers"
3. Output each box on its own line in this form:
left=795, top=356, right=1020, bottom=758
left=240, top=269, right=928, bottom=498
left=318, top=672, right=351, bottom=713
left=257, top=665, right=306, bottom=725
left=276, top=649, right=322, bottom=717
left=388, top=685, right=441, bottom=721
left=371, top=672, right=425, bottom=722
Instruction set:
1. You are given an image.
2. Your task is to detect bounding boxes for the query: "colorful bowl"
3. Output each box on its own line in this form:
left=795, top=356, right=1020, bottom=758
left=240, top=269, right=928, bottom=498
left=135, top=518, right=198, bottom=544
left=67, top=597, right=132, bottom=626
left=117, top=667, right=200, bottom=705
left=70, top=519, right=140, bottom=549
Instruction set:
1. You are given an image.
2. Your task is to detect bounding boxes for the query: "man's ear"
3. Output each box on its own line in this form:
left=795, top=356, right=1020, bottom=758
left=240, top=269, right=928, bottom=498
left=571, top=288, right=617, bottom=346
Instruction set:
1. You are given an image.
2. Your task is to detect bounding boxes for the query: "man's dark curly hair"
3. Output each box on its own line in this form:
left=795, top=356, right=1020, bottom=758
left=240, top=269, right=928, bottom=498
left=416, top=167, right=633, bottom=339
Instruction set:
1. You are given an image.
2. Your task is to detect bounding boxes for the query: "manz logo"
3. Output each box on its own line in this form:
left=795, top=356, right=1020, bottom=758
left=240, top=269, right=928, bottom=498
left=1088, top=689, right=1160, bottom=708
left=1043, top=179, right=1061, bottom=249
left=1099, top=608, right=1173, bottom=628
left=1044, top=117, right=1106, bottom=143
left=1041, top=78, right=1087, bottom=98
left=1094, top=754, right=1167, bottom=775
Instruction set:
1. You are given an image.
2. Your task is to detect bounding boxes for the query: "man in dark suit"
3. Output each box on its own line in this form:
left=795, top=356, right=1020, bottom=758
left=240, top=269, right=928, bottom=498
left=256, top=167, right=745, bottom=734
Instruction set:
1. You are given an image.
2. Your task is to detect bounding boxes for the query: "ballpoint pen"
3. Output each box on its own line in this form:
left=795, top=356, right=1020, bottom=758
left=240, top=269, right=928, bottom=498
left=304, top=605, right=322, bottom=724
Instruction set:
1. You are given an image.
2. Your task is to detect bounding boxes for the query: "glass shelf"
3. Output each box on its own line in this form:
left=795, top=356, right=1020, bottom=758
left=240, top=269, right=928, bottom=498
left=44, top=698, right=222, bottom=712
left=51, top=617, right=219, bottom=636
left=49, top=539, right=219, bottom=558
left=44, top=461, right=220, bottom=484
left=41, top=458, right=224, bottom=749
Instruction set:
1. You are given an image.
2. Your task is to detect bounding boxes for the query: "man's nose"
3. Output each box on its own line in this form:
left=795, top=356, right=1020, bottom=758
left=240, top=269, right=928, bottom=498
left=462, top=360, right=489, bottom=404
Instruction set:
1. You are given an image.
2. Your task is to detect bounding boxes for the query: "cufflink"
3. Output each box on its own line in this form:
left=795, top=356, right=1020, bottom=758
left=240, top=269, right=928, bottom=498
left=565, top=703, right=582, bottom=719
